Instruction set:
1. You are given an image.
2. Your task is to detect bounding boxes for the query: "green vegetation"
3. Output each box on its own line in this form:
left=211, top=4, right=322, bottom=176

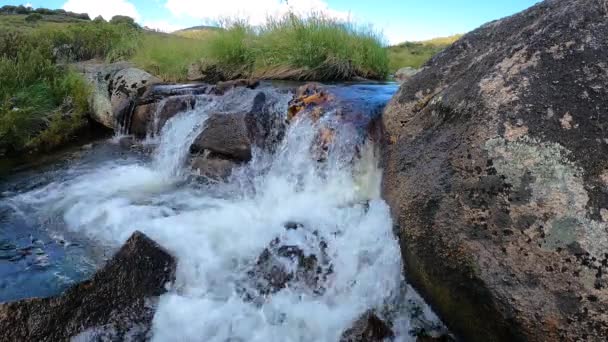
left=4, top=5, right=458, bottom=154
left=131, top=34, right=208, bottom=82
left=0, top=10, right=141, bottom=154
left=203, top=15, right=389, bottom=80
left=387, top=35, right=461, bottom=72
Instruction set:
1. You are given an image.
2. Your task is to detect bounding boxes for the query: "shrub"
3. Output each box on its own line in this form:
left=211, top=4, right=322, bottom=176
left=25, top=13, right=43, bottom=23
left=110, top=15, right=138, bottom=28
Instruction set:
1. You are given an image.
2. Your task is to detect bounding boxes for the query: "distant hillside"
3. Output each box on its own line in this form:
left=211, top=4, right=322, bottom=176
left=173, top=25, right=222, bottom=40
left=387, top=34, right=462, bottom=72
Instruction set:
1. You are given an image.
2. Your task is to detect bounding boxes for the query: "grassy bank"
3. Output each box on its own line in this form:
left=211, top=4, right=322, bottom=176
left=387, top=35, right=461, bottom=72
left=132, top=14, right=389, bottom=81
left=0, top=12, right=140, bottom=154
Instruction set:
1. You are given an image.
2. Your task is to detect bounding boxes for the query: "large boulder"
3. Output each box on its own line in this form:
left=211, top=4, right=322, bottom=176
left=75, top=61, right=161, bottom=130
left=131, top=95, right=197, bottom=138
left=381, top=0, right=608, bottom=341
left=190, top=112, right=253, bottom=161
left=0, top=231, right=176, bottom=341
left=109, top=68, right=162, bottom=130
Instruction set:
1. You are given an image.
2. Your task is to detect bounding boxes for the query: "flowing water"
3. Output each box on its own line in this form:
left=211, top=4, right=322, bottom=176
left=0, top=83, right=444, bottom=341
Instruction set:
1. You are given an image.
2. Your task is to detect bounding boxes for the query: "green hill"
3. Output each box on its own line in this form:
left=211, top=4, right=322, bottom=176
left=387, top=34, right=462, bottom=73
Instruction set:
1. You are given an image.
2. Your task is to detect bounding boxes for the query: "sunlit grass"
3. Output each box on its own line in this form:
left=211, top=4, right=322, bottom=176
left=131, top=34, right=208, bottom=82
left=387, top=34, right=461, bottom=72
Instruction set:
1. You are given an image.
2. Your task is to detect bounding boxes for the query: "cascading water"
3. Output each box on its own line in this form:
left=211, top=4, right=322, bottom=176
left=0, top=84, right=445, bottom=341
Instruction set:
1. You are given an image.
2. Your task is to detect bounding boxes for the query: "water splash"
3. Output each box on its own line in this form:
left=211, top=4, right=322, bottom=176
left=3, top=85, right=445, bottom=341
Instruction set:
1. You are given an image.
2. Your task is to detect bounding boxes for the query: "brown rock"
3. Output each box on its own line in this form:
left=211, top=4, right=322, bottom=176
left=381, top=0, right=608, bottom=341
left=109, top=68, right=162, bottom=131
left=190, top=113, right=252, bottom=161
left=131, top=95, right=197, bottom=138
left=340, top=311, right=394, bottom=342
left=190, top=155, right=236, bottom=180
left=0, top=231, right=176, bottom=342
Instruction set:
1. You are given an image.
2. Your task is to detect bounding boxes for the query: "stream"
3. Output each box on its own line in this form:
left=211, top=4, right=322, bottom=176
left=0, top=83, right=444, bottom=341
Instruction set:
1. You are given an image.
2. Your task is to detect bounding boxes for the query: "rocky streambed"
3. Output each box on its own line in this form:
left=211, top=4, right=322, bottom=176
left=0, top=80, right=447, bottom=341
left=2, top=0, right=608, bottom=340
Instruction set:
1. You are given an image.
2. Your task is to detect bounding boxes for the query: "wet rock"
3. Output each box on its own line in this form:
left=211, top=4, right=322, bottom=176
left=131, top=95, right=197, bottom=138
left=340, top=311, right=394, bottom=342
left=74, top=61, right=161, bottom=130
left=245, top=91, right=287, bottom=151
left=190, top=155, right=236, bottom=180
left=381, top=0, right=608, bottom=341
left=394, top=67, right=420, bottom=84
left=110, top=68, right=162, bottom=130
left=287, top=82, right=334, bottom=122
left=245, top=223, right=332, bottom=298
left=190, top=113, right=252, bottom=162
left=215, top=79, right=260, bottom=95
left=0, top=231, right=176, bottom=341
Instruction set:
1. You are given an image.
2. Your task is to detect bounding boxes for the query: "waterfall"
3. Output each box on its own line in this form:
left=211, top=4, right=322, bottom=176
left=3, top=84, right=444, bottom=341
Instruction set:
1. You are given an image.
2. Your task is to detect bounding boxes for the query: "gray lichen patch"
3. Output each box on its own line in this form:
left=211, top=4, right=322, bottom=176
left=485, top=137, right=608, bottom=260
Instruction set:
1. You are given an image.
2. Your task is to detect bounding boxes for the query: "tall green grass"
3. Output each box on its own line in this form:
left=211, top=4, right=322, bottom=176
left=198, top=14, right=389, bottom=81
left=131, top=34, right=208, bottom=82
left=255, top=14, right=388, bottom=79
left=0, top=18, right=140, bottom=154
left=0, top=49, right=90, bottom=153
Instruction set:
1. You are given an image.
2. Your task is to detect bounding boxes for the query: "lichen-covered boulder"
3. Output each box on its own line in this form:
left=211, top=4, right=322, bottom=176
left=109, top=68, right=162, bottom=130
left=0, top=231, right=176, bottom=341
left=74, top=61, right=161, bottom=130
left=381, top=0, right=608, bottom=341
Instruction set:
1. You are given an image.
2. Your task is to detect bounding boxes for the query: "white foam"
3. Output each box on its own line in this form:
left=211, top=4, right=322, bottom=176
left=10, top=87, right=444, bottom=341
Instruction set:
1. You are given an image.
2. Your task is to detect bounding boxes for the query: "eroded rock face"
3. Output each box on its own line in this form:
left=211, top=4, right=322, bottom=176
left=381, top=0, right=608, bottom=341
left=0, top=231, right=176, bottom=342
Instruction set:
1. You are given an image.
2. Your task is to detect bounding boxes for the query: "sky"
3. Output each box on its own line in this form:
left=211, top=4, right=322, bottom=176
left=2, top=0, right=541, bottom=44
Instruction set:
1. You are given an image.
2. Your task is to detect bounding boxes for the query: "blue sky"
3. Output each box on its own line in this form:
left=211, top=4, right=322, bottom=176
left=2, top=0, right=540, bottom=43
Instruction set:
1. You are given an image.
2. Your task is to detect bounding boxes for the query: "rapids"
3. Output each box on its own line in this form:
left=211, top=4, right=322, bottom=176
left=0, top=83, right=444, bottom=341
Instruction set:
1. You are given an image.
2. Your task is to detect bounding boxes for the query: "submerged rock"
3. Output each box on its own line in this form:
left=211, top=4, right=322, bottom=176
left=244, top=223, right=333, bottom=299
left=381, top=0, right=608, bottom=340
left=0, top=231, right=176, bottom=341
left=340, top=311, right=394, bottom=342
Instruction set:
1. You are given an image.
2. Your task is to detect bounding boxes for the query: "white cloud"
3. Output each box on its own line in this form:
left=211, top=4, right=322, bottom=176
left=143, top=20, right=186, bottom=33
left=63, top=0, right=141, bottom=21
left=164, top=0, right=350, bottom=26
